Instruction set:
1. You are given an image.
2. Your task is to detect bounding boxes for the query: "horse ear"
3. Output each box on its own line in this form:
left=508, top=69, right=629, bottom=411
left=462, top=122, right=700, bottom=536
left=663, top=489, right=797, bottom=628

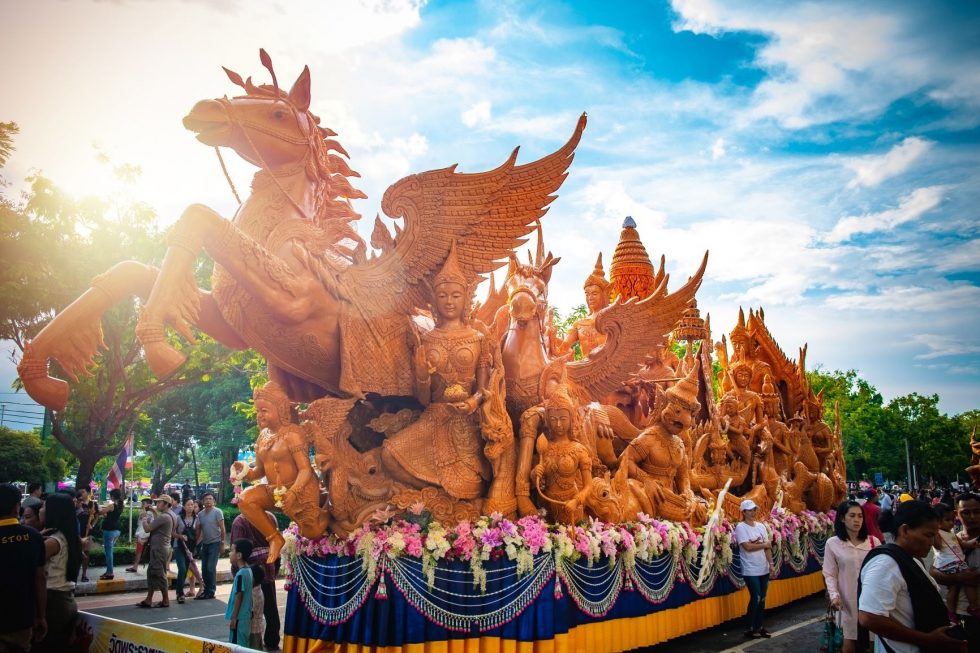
left=289, top=66, right=312, bottom=112
left=223, top=67, right=246, bottom=90
left=540, top=255, right=561, bottom=283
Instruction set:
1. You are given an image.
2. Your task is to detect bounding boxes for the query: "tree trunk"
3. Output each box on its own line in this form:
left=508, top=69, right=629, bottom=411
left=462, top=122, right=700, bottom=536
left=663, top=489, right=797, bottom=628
left=75, top=453, right=100, bottom=492
left=220, top=447, right=238, bottom=504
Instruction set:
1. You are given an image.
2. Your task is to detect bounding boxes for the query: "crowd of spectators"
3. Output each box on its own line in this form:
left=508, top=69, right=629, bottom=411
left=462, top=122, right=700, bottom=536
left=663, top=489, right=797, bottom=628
left=2, top=480, right=282, bottom=652
left=823, top=484, right=980, bottom=653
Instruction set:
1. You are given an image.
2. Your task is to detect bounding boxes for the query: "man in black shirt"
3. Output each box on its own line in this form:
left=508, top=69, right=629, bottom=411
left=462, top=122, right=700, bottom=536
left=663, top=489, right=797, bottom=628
left=0, top=483, right=46, bottom=652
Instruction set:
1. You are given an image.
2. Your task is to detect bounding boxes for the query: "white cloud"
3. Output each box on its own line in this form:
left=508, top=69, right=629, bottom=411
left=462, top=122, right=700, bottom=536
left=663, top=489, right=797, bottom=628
left=711, top=137, right=726, bottom=160
left=670, top=0, right=980, bottom=130
left=825, top=185, right=948, bottom=243
left=826, top=284, right=980, bottom=313
left=844, top=137, right=933, bottom=189
left=934, top=238, right=980, bottom=273
left=907, top=333, right=980, bottom=360
left=462, top=101, right=492, bottom=127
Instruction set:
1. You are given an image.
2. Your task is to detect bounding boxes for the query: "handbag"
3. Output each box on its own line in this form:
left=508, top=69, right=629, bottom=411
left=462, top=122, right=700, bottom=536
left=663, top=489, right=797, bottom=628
left=819, top=606, right=844, bottom=653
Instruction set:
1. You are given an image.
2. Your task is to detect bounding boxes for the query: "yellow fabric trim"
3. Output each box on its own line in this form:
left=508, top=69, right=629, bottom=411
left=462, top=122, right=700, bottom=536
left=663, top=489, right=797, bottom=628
left=0, top=518, right=20, bottom=527
left=284, top=571, right=825, bottom=653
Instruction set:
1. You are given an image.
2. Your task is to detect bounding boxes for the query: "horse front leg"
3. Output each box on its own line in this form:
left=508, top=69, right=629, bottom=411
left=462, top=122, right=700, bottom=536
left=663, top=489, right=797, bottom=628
left=135, top=204, right=217, bottom=377
left=19, top=261, right=159, bottom=411
left=20, top=257, right=247, bottom=411
left=139, top=202, right=313, bottom=375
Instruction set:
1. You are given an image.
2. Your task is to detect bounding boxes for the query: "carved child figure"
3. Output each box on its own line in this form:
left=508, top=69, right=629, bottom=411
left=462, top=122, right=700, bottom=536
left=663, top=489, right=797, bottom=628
left=718, top=394, right=753, bottom=466
left=231, top=381, right=329, bottom=562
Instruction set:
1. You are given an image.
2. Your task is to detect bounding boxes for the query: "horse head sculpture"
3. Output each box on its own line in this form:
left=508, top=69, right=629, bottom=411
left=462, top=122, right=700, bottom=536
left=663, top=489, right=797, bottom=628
left=502, top=223, right=560, bottom=327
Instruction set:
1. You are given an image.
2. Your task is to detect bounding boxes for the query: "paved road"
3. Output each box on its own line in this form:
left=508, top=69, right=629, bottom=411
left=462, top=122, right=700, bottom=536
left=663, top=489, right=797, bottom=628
left=636, top=593, right=828, bottom=653
left=78, top=581, right=289, bottom=645
left=81, top=588, right=828, bottom=652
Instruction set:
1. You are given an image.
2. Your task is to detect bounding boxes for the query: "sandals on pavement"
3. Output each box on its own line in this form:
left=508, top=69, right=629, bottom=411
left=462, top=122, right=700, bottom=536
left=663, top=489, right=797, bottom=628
left=757, top=629, right=772, bottom=638
left=153, top=602, right=170, bottom=608
left=136, top=600, right=152, bottom=609
left=177, top=596, right=185, bottom=604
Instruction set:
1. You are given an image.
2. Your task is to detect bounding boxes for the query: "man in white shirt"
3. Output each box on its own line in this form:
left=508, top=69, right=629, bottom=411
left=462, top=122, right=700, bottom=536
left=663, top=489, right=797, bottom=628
left=859, top=500, right=964, bottom=653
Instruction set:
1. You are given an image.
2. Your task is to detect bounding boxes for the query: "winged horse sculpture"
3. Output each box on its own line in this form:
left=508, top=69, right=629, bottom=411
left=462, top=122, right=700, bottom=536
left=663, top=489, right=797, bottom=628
left=18, top=50, right=588, bottom=412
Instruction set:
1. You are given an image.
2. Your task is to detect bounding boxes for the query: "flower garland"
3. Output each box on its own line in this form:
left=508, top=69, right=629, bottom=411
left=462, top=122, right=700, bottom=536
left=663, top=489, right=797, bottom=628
left=282, top=507, right=835, bottom=630
left=283, top=508, right=831, bottom=593
left=228, top=464, right=249, bottom=505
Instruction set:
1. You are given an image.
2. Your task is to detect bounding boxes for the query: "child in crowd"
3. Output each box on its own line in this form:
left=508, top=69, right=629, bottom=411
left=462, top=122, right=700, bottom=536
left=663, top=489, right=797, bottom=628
left=933, top=503, right=979, bottom=622
left=226, top=539, right=254, bottom=645
left=125, top=497, right=154, bottom=573
left=249, top=565, right=266, bottom=650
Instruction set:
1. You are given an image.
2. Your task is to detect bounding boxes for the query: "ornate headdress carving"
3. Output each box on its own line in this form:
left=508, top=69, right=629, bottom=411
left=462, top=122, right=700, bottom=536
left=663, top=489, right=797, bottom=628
left=433, top=241, right=468, bottom=289
left=730, top=307, right=749, bottom=345
left=730, top=360, right=753, bottom=381
left=542, top=384, right=583, bottom=440
left=543, top=384, right=577, bottom=413
left=583, top=253, right=611, bottom=292
left=666, top=361, right=701, bottom=413
left=253, top=380, right=294, bottom=426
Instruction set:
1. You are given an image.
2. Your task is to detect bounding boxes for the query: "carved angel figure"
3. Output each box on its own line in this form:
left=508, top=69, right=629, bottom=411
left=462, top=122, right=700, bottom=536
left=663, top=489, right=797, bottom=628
left=556, top=254, right=611, bottom=358
left=380, top=245, right=493, bottom=502
left=231, top=381, right=328, bottom=562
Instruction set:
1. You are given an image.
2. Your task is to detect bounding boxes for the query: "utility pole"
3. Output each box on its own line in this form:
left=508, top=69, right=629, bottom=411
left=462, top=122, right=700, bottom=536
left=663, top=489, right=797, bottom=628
left=905, top=436, right=913, bottom=490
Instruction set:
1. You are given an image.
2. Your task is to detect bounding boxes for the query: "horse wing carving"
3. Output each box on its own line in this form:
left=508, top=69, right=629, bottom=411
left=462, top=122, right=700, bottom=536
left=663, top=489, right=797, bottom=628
left=567, top=252, right=709, bottom=400
left=340, top=113, right=587, bottom=319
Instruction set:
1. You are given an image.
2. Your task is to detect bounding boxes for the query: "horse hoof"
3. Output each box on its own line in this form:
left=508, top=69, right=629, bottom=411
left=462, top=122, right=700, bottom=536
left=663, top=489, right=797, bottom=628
left=142, top=340, right=188, bottom=378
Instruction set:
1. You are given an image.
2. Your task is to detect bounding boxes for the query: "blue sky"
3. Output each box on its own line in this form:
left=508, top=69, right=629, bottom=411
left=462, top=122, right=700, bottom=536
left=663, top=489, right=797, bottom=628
left=1, top=0, right=978, bottom=424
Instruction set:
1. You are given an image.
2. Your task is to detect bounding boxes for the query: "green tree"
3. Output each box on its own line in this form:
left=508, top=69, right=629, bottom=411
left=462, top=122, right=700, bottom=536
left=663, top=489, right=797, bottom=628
left=1, top=149, right=240, bottom=489
left=551, top=304, right=587, bottom=359
left=0, top=121, right=17, bottom=169
left=0, top=426, right=65, bottom=482
left=886, top=393, right=969, bottom=486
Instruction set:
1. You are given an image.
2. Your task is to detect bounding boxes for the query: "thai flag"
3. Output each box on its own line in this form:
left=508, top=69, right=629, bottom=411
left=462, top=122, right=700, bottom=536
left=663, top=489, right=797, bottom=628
left=106, top=433, right=133, bottom=489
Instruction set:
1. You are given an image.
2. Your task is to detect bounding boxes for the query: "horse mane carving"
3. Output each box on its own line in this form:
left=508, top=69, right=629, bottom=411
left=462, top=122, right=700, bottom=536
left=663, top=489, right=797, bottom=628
left=221, top=51, right=365, bottom=239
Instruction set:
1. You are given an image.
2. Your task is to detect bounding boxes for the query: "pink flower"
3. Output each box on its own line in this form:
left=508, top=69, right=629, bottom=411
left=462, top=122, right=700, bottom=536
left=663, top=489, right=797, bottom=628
left=409, top=501, right=425, bottom=516
left=480, top=527, right=503, bottom=549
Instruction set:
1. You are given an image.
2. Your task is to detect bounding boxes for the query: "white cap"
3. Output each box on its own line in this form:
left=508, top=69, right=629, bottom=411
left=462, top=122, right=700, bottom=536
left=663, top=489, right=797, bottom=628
left=740, top=499, right=758, bottom=511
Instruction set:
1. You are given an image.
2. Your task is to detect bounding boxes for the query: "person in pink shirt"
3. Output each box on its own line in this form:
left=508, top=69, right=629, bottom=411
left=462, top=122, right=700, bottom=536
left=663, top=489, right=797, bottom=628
left=862, top=490, right=884, bottom=543
left=823, top=500, right=881, bottom=653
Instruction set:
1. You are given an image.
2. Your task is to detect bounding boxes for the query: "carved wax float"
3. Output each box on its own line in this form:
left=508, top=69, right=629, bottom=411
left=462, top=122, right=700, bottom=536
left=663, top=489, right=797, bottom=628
left=17, top=49, right=848, bottom=543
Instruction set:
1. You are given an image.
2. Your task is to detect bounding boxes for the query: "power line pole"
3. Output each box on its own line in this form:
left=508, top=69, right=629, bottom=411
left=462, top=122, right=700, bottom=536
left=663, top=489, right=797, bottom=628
left=905, top=436, right=913, bottom=490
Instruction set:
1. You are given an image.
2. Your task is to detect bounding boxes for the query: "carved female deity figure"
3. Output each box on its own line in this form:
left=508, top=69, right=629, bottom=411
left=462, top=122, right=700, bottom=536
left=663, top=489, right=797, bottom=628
left=231, top=381, right=329, bottom=562
left=530, top=387, right=594, bottom=525
left=718, top=394, right=753, bottom=466
left=557, top=254, right=610, bottom=358
left=621, top=365, right=707, bottom=525
left=381, top=245, right=493, bottom=502
left=728, top=361, right=765, bottom=428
